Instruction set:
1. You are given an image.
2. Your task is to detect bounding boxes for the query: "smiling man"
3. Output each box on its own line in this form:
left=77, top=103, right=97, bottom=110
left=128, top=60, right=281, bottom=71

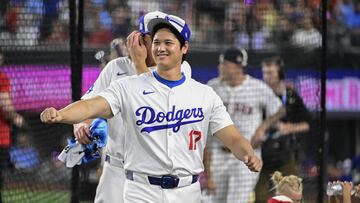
left=40, top=13, right=261, bottom=203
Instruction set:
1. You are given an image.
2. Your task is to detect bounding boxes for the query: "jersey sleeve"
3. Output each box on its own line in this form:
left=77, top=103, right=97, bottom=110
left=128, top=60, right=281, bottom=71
left=208, top=88, right=234, bottom=135
left=97, top=78, right=126, bottom=116
left=260, top=83, right=282, bottom=116
left=81, top=61, right=115, bottom=100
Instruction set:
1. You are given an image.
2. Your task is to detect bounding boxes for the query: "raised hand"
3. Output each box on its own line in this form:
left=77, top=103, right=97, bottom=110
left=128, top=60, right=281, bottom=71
left=127, top=32, right=147, bottom=62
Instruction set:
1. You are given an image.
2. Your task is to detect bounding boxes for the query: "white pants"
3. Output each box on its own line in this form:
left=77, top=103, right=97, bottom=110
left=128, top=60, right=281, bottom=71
left=207, top=148, right=261, bottom=203
left=94, top=161, right=125, bottom=203
left=124, top=178, right=201, bottom=203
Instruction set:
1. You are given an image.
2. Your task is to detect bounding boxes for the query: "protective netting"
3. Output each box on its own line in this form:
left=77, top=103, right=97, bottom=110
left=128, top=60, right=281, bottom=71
left=0, top=1, right=72, bottom=203
left=0, top=0, right=328, bottom=202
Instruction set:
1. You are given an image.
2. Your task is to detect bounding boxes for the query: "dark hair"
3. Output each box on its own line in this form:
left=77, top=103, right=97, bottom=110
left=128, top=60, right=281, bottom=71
left=151, top=23, right=187, bottom=62
left=262, top=56, right=285, bottom=80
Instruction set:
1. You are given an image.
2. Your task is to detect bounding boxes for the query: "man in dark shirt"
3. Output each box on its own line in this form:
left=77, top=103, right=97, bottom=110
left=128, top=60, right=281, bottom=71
left=255, top=56, right=311, bottom=203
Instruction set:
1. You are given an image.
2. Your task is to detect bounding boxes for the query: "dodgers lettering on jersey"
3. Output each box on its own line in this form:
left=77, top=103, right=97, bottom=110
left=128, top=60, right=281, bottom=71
left=98, top=70, right=233, bottom=176
left=82, top=58, right=193, bottom=160
left=135, top=105, right=204, bottom=133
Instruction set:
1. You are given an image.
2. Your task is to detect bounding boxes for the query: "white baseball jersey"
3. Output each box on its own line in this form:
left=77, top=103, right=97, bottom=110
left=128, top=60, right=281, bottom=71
left=207, top=75, right=282, bottom=140
left=206, top=75, right=282, bottom=203
left=98, top=70, right=233, bottom=176
left=82, top=57, right=192, bottom=160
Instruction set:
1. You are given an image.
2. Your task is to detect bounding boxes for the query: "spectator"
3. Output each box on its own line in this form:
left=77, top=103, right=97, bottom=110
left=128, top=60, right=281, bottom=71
left=268, top=171, right=303, bottom=203
left=111, top=7, right=131, bottom=39
left=255, top=56, right=310, bottom=203
left=9, top=131, right=39, bottom=171
left=0, top=51, right=25, bottom=202
left=39, top=0, right=60, bottom=42
left=327, top=181, right=356, bottom=203
left=46, top=19, right=68, bottom=45
left=291, top=17, right=322, bottom=50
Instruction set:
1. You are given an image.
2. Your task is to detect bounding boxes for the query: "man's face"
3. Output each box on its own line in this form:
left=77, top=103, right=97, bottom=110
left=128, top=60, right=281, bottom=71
left=218, top=60, right=242, bottom=82
left=142, top=33, right=156, bottom=66
left=262, top=63, right=280, bottom=86
left=151, top=28, right=188, bottom=69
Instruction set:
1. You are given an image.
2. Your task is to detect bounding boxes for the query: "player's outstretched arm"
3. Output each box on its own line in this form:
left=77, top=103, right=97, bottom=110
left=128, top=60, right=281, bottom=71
left=40, top=96, right=113, bottom=124
left=215, top=125, right=262, bottom=172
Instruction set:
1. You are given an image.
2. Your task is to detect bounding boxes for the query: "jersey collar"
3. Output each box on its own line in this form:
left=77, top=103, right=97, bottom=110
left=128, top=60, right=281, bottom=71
left=153, top=70, right=186, bottom=88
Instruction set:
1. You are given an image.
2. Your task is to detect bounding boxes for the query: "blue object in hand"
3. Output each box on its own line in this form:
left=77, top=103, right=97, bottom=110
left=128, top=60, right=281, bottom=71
left=81, top=118, right=108, bottom=164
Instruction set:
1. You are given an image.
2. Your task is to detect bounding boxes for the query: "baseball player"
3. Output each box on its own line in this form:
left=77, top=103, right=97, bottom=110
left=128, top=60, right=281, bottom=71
left=204, top=48, right=285, bottom=203
left=40, top=13, right=261, bottom=203
left=74, top=11, right=192, bottom=203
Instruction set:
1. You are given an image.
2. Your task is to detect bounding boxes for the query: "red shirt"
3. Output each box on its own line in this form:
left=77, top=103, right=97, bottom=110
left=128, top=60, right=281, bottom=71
left=268, top=195, right=294, bottom=203
left=0, top=72, right=11, bottom=148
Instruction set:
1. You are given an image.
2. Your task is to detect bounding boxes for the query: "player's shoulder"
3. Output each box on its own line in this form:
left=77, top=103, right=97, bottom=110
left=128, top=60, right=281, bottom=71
left=186, top=77, right=217, bottom=94
left=111, top=56, right=132, bottom=65
left=117, top=70, right=150, bottom=83
left=104, top=57, right=132, bottom=70
left=206, top=77, right=221, bottom=87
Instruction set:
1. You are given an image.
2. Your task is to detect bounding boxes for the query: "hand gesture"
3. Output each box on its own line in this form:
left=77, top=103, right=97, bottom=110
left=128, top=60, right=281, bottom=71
left=244, top=154, right=262, bottom=172
left=340, top=181, right=353, bottom=197
left=73, top=122, right=91, bottom=144
left=40, top=107, right=62, bottom=123
left=127, top=31, right=147, bottom=65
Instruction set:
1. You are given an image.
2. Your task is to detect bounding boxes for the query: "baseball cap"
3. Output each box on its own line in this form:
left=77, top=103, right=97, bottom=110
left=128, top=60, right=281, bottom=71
left=147, top=14, right=191, bottom=42
left=219, top=48, right=248, bottom=66
left=139, top=11, right=167, bottom=34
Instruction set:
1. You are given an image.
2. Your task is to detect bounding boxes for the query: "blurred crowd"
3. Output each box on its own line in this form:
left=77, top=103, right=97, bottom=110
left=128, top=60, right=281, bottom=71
left=0, top=0, right=355, bottom=51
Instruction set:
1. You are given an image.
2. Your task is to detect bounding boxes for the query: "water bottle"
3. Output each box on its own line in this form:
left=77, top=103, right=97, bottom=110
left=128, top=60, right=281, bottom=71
left=326, top=182, right=356, bottom=196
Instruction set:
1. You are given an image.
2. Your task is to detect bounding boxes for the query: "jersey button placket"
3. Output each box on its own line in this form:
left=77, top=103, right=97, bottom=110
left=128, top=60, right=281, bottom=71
left=167, top=91, right=175, bottom=158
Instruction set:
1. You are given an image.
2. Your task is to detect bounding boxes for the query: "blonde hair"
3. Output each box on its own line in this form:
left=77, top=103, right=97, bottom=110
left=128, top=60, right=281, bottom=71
left=271, top=171, right=303, bottom=197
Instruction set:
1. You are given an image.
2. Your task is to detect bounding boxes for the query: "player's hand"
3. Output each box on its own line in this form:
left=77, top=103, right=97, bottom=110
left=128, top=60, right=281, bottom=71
left=243, top=154, right=262, bottom=172
left=205, top=177, right=216, bottom=195
left=40, top=107, right=63, bottom=123
left=73, top=122, right=91, bottom=144
left=250, top=126, right=266, bottom=148
left=127, top=31, right=147, bottom=64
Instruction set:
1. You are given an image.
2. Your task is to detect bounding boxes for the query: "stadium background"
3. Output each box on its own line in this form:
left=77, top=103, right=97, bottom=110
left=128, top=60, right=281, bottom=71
left=0, top=0, right=359, bottom=202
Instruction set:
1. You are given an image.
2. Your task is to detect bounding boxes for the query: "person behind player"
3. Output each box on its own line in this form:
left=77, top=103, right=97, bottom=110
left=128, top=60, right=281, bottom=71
left=255, top=56, right=311, bottom=203
left=268, top=171, right=303, bottom=203
left=204, top=48, right=284, bottom=203
left=95, top=37, right=128, bottom=70
left=0, top=51, right=25, bottom=203
left=74, top=11, right=192, bottom=203
left=40, top=13, right=261, bottom=203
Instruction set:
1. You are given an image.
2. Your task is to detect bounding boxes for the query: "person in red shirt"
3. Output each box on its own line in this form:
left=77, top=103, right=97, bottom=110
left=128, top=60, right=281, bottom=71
left=267, top=171, right=303, bottom=203
left=0, top=52, right=24, bottom=202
